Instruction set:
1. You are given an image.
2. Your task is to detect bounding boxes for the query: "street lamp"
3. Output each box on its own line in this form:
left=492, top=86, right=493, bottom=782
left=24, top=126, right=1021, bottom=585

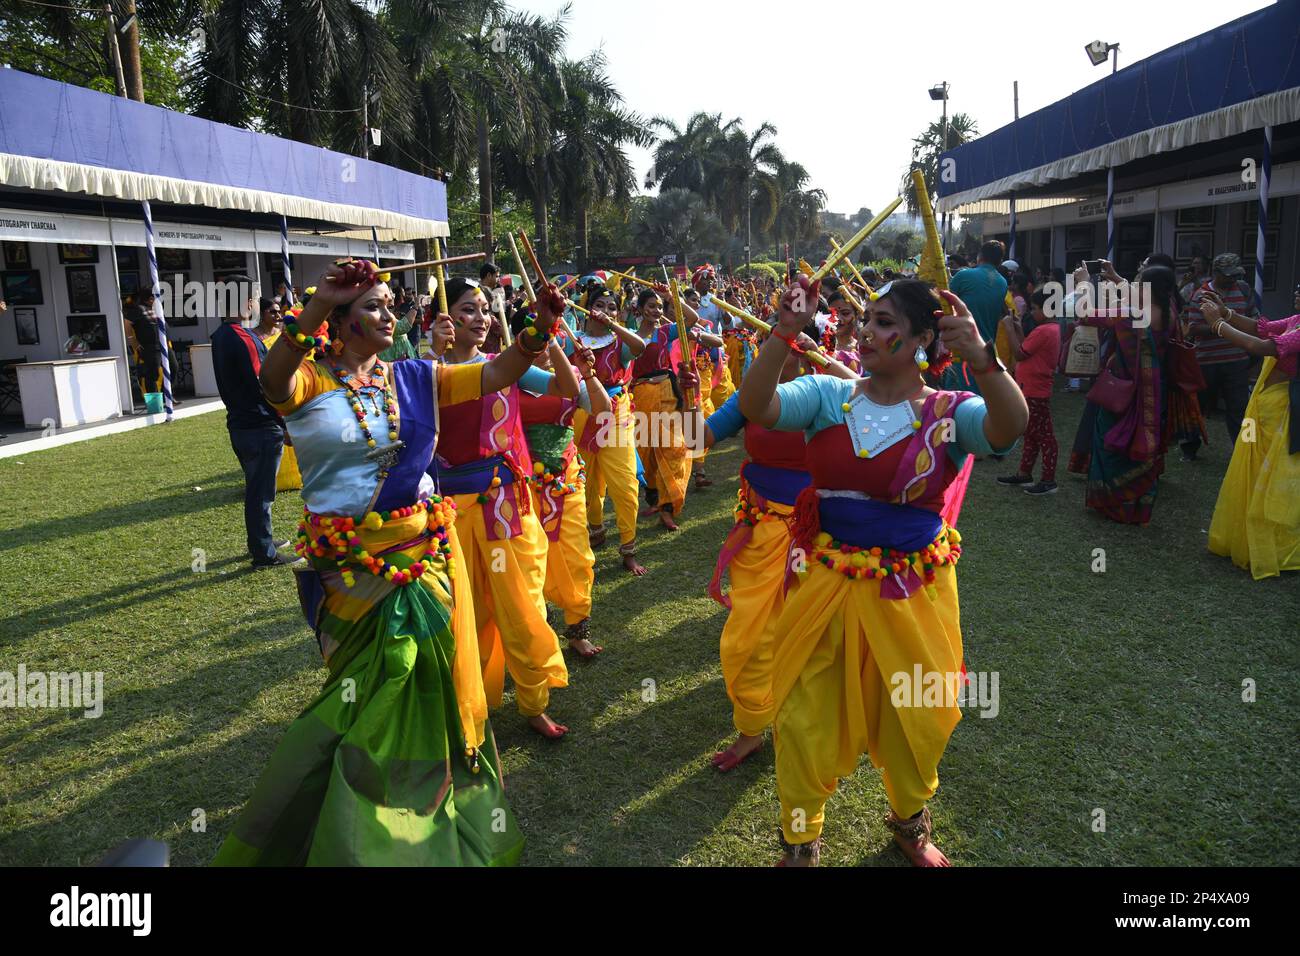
left=929, top=82, right=950, bottom=251
left=1085, top=40, right=1119, bottom=73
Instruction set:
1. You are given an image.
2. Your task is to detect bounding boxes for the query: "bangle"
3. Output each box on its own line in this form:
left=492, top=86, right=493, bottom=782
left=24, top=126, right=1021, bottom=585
left=284, top=319, right=329, bottom=351
left=516, top=332, right=545, bottom=357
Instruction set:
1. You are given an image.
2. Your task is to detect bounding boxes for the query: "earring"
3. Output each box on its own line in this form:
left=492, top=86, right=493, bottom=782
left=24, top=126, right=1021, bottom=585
left=332, top=337, right=345, bottom=356
left=914, top=346, right=930, bottom=371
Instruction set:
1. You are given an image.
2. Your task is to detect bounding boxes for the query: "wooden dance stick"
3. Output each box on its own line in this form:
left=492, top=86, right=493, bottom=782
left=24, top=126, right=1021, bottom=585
left=707, top=290, right=829, bottom=368
left=809, top=197, right=902, bottom=282
left=381, top=250, right=487, bottom=276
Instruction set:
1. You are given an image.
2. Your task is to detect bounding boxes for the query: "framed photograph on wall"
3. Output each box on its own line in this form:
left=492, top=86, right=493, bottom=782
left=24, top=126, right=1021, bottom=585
left=58, top=244, right=100, bottom=264
left=1065, top=224, right=1094, bottom=252
left=157, top=247, right=191, bottom=272
left=1244, top=197, right=1280, bottom=226
left=3, top=241, right=30, bottom=269
left=212, top=250, right=247, bottom=270
left=116, top=246, right=138, bottom=270
left=118, top=271, right=140, bottom=297
left=1, top=270, right=44, bottom=305
left=65, top=265, right=101, bottom=313
left=14, top=306, right=38, bottom=345
left=66, top=313, right=110, bottom=351
left=1174, top=231, right=1214, bottom=262
left=1176, top=206, right=1215, bottom=228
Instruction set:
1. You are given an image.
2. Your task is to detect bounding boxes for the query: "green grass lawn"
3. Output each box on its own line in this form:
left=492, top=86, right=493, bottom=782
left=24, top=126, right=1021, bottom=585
left=1, top=392, right=1296, bottom=866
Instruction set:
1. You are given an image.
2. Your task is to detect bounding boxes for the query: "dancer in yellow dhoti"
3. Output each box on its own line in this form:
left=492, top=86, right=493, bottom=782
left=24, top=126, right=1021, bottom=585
left=629, top=285, right=714, bottom=531
left=520, top=338, right=611, bottom=655
left=565, top=286, right=649, bottom=574
left=433, top=276, right=576, bottom=739
left=1198, top=293, right=1300, bottom=579
left=740, top=275, right=1027, bottom=867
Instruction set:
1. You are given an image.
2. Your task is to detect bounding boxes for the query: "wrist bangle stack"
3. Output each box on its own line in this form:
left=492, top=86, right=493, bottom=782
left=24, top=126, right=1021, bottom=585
left=771, top=328, right=804, bottom=353
left=284, top=319, right=329, bottom=352
left=517, top=332, right=546, bottom=356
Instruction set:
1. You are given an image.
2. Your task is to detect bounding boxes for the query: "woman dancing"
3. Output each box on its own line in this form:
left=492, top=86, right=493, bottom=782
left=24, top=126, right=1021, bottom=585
left=1200, top=291, right=1300, bottom=578
left=566, top=286, right=649, bottom=575
left=739, top=276, right=1027, bottom=867
left=630, top=285, right=716, bottom=531
left=215, top=259, right=543, bottom=866
left=432, top=276, right=576, bottom=739
left=520, top=336, right=611, bottom=654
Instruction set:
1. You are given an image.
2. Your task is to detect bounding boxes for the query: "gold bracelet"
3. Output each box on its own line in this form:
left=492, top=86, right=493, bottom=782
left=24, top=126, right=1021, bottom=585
left=516, top=333, right=545, bottom=357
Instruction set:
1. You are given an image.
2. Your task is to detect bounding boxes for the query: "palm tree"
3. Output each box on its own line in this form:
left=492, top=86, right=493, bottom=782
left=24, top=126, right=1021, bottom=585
left=552, top=52, right=653, bottom=270
left=706, top=122, right=782, bottom=269
left=767, top=159, right=824, bottom=260
left=901, top=112, right=978, bottom=216
left=632, top=188, right=726, bottom=260
left=643, top=112, right=730, bottom=194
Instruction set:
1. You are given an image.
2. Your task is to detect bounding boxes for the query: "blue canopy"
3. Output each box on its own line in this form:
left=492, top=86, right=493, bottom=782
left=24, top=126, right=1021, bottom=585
left=0, top=68, right=446, bottom=238
left=938, top=4, right=1300, bottom=209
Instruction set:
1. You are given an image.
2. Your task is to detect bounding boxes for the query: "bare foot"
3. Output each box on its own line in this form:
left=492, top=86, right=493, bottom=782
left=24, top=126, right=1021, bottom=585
left=588, top=526, right=607, bottom=548
left=775, top=839, right=819, bottom=867
left=888, top=809, right=951, bottom=867
left=527, top=713, right=569, bottom=739
left=622, top=553, right=648, bottom=575
left=569, top=637, right=604, bottom=658
left=711, top=733, right=763, bottom=771
left=639, top=504, right=661, bottom=518
left=659, top=510, right=679, bottom=531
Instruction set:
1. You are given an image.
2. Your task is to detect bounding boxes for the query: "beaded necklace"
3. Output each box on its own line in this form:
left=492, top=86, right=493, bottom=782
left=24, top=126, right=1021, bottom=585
left=328, top=358, right=403, bottom=478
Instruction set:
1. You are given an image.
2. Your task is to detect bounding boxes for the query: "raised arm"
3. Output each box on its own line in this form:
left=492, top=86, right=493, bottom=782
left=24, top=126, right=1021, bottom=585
left=547, top=338, right=581, bottom=398
left=261, top=260, right=375, bottom=403
left=481, top=282, right=564, bottom=394
left=937, top=290, right=1028, bottom=449
left=738, top=276, right=819, bottom=427
left=571, top=342, right=611, bottom=416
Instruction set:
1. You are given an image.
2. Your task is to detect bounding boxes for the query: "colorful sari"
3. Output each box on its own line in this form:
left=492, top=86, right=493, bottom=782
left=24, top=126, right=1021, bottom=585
left=214, top=357, right=523, bottom=866
left=1081, top=318, right=1170, bottom=525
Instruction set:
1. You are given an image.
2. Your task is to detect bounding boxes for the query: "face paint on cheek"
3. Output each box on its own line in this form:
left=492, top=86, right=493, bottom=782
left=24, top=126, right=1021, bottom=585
left=349, top=321, right=363, bottom=337
left=886, top=332, right=904, bottom=354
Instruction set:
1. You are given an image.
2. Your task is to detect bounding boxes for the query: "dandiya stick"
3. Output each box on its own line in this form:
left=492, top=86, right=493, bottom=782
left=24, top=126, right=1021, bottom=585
left=670, top=277, right=697, bottom=410
left=381, top=250, right=487, bottom=276
left=799, top=257, right=864, bottom=315
left=515, top=232, right=584, bottom=344
left=809, top=197, right=902, bottom=282
left=829, top=237, right=871, bottom=291
left=707, top=292, right=829, bottom=368
left=431, top=238, right=448, bottom=315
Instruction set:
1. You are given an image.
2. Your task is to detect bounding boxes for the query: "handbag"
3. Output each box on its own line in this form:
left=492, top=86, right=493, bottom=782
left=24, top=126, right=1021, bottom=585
left=1086, top=341, right=1135, bottom=414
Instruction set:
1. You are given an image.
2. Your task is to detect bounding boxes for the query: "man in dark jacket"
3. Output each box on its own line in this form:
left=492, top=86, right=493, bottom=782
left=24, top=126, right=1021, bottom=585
left=210, top=288, right=290, bottom=567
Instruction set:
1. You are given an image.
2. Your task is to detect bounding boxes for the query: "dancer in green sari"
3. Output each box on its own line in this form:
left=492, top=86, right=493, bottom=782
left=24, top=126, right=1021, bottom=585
left=214, top=259, right=562, bottom=865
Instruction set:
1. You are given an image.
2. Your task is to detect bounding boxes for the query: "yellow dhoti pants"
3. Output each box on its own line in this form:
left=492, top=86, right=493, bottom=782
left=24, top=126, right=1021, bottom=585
left=276, top=443, right=303, bottom=492
left=1208, top=371, right=1300, bottom=579
left=725, top=335, right=744, bottom=388
left=632, top=377, right=689, bottom=516
left=532, top=457, right=596, bottom=626
left=773, top=559, right=962, bottom=845
left=452, top=492, right=568, bottom=717
left=719, top=506, right=793, bottom=737
left=572, top=390, right=639, bottom=547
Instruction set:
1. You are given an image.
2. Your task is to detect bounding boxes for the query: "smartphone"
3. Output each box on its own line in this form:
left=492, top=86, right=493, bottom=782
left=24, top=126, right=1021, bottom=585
left=1084, top=260, right=1103, bottom=276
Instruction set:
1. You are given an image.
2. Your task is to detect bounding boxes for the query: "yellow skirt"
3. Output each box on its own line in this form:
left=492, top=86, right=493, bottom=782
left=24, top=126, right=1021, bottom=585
left=572, top=390, right=640, bottom=546
left=632, top=377, right=689, bottom=516
left=772, top=551, right=962, bottom=845
left=276, top=443, right=303, bottom=492
left=1208, top=373, right=1300, bottom=579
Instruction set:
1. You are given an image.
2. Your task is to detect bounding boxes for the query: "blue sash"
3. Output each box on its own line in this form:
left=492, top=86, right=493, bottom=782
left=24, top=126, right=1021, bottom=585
left=819, top=495, right=941, bottom=552
left=437, top=454, right=518, bottom=496
left=744, top=462, right=810, bottom=507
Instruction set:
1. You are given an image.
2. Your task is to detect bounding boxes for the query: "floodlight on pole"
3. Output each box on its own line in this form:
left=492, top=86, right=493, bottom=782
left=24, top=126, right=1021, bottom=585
left=1086, top=40, right=1119, bottom=72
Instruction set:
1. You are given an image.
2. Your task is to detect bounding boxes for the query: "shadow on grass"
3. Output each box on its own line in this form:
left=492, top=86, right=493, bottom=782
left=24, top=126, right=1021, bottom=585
left=3, top=480, right=248, bottom=555
left=0, top=555, right=282, bottom=650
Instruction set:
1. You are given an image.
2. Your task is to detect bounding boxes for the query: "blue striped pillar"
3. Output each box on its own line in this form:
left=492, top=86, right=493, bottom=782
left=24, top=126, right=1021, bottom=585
left=1254, top=125, right=1272, bottom=306
left=141, top=200, right=173, bottom=420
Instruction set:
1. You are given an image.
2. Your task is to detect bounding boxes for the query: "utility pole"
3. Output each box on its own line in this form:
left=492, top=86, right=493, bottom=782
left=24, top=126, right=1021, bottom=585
left=102, top=4, right=128, bottom=99
left=362, top=80, right=370, bottom=161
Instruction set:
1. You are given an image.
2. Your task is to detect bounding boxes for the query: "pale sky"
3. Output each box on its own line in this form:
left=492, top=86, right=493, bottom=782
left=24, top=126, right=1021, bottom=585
left=514, top=0, right=1274, bottom=215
